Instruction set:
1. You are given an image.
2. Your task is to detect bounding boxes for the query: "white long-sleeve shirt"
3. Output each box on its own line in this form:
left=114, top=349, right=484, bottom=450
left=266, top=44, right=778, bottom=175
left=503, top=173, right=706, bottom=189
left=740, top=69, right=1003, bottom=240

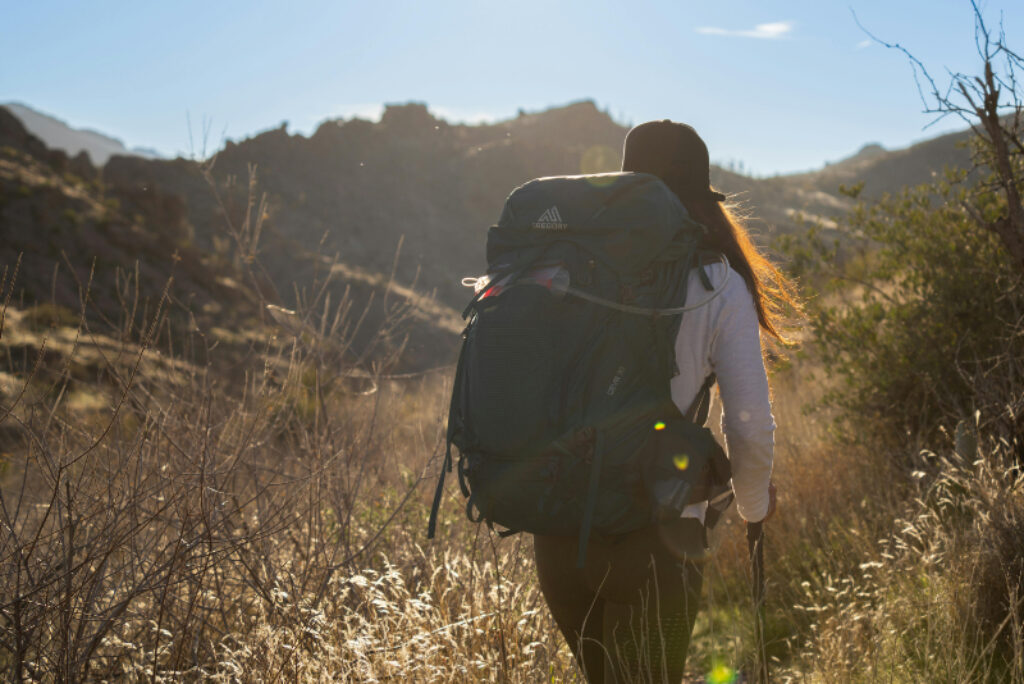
left=669, top=262, right=775, bottom=522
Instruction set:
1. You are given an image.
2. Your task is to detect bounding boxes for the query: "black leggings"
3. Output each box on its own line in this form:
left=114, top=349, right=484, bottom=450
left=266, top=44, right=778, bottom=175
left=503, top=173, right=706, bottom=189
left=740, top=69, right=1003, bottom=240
left=534, top=519, right=705, bottom=683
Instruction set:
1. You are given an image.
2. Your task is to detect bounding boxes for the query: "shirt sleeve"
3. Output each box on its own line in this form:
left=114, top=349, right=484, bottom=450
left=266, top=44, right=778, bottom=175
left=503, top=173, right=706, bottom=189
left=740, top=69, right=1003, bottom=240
left=711, top=275, right=775, bottom=522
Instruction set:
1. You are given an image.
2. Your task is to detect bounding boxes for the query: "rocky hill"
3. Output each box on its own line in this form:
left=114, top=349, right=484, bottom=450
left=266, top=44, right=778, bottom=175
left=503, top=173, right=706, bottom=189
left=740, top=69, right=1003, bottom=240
left=1, top=100, right=980, bottom=369
left=0, top=106, right=252, bottom=332
left=0, top=106, right=462, bottom=372
left=102, top=101, right=629, bottom=310
left=101, top=100, right=975, bottom=312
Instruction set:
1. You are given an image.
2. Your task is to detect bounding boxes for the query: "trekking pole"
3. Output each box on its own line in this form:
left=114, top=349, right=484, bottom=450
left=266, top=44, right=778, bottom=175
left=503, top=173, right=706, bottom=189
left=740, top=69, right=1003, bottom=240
left=746, top=520, right=769, bottom=683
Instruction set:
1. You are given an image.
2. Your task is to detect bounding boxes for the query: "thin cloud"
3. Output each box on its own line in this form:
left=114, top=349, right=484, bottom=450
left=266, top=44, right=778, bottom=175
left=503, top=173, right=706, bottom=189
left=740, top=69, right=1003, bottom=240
left=333, top=103, right=385, bottom=121
left=856, top=39, right=873, bottom=49
left=696, top=21, right=793, bottom=39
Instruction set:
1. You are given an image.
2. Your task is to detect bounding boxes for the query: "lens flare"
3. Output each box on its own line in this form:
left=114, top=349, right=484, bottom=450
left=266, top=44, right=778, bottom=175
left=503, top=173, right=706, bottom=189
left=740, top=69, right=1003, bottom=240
left=673, top=454, right=689, bottom=471
left=707, top=663, right=737, bottom=684
left=654, top=421, right=666, bottom=431
left=585, top=174, right=617, bottom=188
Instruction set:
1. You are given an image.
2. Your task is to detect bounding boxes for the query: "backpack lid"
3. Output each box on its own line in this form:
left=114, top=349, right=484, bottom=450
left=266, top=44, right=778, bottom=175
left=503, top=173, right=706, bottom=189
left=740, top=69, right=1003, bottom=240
left=487, top=172, right=704, bottom=273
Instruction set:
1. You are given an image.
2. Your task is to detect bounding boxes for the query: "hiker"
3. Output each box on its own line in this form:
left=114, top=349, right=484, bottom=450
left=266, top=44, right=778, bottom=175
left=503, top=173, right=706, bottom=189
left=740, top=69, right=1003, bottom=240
left=531, top=121, right=791, bottom=682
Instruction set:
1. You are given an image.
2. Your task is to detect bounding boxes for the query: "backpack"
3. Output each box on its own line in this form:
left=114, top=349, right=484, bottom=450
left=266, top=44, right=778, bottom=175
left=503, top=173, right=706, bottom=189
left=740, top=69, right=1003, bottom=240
left=427, top=172, right=733, bottom=565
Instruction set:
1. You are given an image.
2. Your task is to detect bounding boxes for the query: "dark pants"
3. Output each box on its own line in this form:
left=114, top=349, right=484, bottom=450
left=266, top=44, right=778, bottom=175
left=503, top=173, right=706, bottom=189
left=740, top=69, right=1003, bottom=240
left=534, top=518, right=705, bottom=683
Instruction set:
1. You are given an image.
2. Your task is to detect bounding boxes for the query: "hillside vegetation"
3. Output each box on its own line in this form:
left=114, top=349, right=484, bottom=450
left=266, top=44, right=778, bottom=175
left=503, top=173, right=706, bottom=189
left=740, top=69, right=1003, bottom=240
left=1, top=90, right=1020, bottom=681
left=8, top=99, right=974, bottom=310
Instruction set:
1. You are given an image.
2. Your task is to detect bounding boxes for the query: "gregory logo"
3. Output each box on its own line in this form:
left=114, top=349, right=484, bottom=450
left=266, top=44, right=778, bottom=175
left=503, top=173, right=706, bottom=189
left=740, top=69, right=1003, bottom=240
left=532, top=206, right=568, bottom=231
left=606, top=366, right=626, bottom=396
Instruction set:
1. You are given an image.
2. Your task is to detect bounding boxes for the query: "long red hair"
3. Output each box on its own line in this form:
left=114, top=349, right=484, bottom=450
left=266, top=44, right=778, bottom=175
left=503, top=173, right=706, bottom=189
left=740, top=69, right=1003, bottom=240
left=683, top=195, right=800, bottom=343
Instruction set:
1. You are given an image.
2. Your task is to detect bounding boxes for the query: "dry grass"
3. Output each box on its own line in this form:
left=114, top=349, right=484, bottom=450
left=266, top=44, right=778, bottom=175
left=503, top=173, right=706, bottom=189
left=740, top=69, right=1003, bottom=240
left=4, top=270, right=1023, bottom=682
left=753, top=350, right=1024, bottom=683
left=0, top=253, right=583, bottom=682
left=2, top=161, right=1022, bottom=680
left=4, top=269, right=1024, bottom=682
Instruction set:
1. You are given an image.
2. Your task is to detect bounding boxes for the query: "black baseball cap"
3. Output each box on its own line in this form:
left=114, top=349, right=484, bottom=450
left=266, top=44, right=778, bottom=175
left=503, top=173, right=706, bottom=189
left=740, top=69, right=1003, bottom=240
left=622, top=120, right=726, bottom=203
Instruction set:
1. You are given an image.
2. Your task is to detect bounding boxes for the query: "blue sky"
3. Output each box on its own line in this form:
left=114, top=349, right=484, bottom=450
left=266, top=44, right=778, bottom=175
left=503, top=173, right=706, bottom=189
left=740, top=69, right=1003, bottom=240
left=2, top=1, right=1020, bottom=175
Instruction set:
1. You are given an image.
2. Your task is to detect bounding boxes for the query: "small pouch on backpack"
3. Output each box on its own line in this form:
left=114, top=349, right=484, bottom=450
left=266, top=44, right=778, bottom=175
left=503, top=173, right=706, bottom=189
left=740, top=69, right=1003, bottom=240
left=640, top=407, right=729, bottom=523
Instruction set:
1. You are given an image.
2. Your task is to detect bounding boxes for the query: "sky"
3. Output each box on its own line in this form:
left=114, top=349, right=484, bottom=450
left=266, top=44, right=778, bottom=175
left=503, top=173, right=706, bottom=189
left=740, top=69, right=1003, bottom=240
left=2, top=1, right=1021, bottom=176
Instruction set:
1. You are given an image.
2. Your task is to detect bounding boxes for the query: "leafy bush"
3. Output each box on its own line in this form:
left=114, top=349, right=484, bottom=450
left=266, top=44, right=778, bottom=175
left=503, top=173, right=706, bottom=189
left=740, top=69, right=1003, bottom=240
left=780, top=169, right=1024, bottom=453
left=774, top=150, right=1024, bottom=678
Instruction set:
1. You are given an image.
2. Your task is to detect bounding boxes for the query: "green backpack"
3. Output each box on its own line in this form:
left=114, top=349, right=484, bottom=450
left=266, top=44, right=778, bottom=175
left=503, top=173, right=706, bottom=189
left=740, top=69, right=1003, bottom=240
left=427, top=172, right=732, bottom=565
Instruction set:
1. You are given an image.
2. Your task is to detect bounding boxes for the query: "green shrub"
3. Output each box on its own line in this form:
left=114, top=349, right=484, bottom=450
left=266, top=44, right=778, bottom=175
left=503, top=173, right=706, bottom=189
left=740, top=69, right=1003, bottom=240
left=780, top=169, right=1024, bottom=452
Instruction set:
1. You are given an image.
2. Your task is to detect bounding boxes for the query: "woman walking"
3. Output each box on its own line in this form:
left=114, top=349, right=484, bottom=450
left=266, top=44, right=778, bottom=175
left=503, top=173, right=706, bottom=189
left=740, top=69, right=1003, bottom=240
left=533, top=120, right=795, bottom=682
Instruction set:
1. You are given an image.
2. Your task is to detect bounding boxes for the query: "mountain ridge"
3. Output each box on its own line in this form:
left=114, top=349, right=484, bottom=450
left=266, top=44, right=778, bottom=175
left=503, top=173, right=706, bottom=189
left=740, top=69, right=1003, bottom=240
left=3, top=102, right=163, bottom=166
